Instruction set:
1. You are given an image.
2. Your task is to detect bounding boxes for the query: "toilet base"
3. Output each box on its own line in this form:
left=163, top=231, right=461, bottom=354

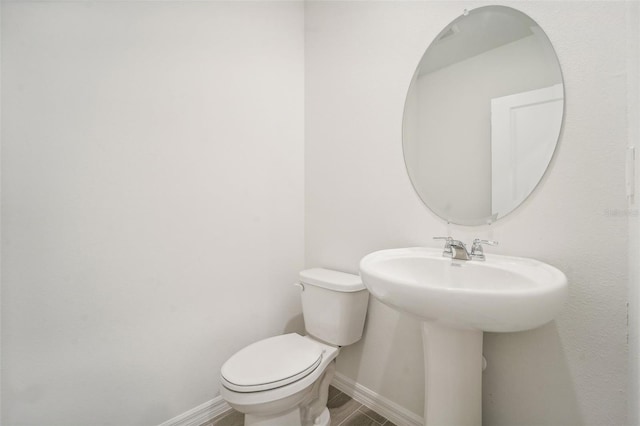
left=314, top=407, right=330, bottom=426
left=240, top=361, right=335, bottom=426
left=244, top=406, right=330, bottom=426
left=245, top=407, right=302, bottom=426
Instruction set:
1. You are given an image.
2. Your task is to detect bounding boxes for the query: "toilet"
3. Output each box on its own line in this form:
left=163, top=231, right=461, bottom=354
left=219, top=268, right=369, bottom=426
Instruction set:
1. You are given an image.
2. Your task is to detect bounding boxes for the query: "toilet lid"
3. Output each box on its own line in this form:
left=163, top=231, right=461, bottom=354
left=220, top=333, right=324, bottom=393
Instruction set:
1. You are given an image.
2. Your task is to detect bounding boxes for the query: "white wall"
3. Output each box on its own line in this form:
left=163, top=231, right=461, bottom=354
left=2, top=1, right=637, bottom=425
left=0, top=1, right=3, bottom=420
left=1, top=1, right=304, bottom=425
left=305, top=1, right=634, bottom=425
left=628, top=0, right=640, bottom=424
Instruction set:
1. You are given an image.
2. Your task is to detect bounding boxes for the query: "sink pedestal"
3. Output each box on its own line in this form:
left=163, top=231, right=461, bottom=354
left=422, top=321, right=483, bottom=426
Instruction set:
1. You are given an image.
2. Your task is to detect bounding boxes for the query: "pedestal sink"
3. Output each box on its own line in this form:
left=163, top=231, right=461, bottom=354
left=359, top=247, right=567, bottom=426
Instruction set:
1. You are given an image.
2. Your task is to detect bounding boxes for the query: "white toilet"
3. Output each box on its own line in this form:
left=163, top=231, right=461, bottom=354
left=219, top=268, right=369, bottom=426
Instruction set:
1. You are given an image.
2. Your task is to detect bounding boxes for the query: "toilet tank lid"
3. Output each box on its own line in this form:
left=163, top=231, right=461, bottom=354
left=299, top=268, right=365, bottom=292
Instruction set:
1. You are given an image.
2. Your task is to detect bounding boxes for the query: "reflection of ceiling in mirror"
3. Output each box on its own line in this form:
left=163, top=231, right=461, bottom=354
left=419, top=8, right=536, bottom=75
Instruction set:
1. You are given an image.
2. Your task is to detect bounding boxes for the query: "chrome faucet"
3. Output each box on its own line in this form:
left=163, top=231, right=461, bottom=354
left=434, top=237, right=498, bottom=261
left=470, top=238, right=498, bottom=261
left=433, top=237, right=471, bottom=260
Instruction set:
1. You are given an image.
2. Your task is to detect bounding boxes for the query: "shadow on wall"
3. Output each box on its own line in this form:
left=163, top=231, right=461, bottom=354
left=482, top=322, right=582, bottom=425
left=336, top=298, right=581, bottom=425
left=376, top=309, right=426, bottom=409
left=284, top=313, right=306, bottom=336
left=338, top=298, right=425, bottom=417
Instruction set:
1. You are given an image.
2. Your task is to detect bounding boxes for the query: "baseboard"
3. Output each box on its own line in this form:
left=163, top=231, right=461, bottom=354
left=158, top=396, right=232, bottom=426
left=331, top=372, right=423, bottom=426
left=158, top=373, right=421, bottom=426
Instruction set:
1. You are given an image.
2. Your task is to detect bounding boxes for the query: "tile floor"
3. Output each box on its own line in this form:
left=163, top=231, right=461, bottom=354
left=202, top=386, right=397, bottom=426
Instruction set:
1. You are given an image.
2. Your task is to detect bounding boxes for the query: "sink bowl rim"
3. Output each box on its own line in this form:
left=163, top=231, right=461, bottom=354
left=359, top=246, right=568, bottom=296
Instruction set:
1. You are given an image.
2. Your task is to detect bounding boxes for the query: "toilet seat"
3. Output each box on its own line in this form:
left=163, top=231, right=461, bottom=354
left=221, top=333, right=324, bottom=393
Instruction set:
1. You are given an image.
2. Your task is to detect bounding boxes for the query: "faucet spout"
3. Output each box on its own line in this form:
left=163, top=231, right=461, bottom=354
left=449, top=239, right=471, bottom=260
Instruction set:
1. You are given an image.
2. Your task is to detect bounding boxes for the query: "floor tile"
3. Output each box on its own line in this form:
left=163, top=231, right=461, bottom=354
left=210, top=409, right=244, bottom=426
left=357, top=406, right=386, bottom=424
left=328, top=385, right=344, bottom=403
left=340, top=411, right=383, bottom=426
left=328, top=392, right=362, bottom=425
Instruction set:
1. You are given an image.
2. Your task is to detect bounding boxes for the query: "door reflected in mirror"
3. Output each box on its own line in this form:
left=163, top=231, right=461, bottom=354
left=402, top=6, right=564, bottom=225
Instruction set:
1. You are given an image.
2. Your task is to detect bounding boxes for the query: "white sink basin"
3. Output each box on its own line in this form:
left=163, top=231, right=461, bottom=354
left=360, top=248, right=567, bottom=426
left=360, top=246, right=568, bottom=425
left=359, top=247, right=567, bottom=332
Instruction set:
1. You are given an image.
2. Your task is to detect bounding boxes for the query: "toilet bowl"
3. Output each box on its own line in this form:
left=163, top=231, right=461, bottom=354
left=220, top=333, right=338, bottom=426
left=219, top=268, right=369, bottom=426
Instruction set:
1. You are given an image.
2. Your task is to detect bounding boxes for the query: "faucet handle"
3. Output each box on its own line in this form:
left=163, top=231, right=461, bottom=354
left=470, top=239, right=498, bottom=260
left=433, top=236, right=453, bottom=257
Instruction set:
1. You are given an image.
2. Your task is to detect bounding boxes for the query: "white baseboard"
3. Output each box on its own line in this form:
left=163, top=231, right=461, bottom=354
left=331, top=372, right=423, bottom=426
left=158, top=373, right=422, bottom=426
left=158, top=396, right=232, bottom=426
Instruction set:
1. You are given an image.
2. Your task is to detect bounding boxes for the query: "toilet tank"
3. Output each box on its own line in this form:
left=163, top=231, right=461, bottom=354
left=298, top=268, right=369, bottom=346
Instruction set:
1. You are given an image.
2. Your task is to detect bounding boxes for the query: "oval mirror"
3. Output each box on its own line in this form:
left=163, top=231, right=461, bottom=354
left=402, top=6, right=564, bottom=225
